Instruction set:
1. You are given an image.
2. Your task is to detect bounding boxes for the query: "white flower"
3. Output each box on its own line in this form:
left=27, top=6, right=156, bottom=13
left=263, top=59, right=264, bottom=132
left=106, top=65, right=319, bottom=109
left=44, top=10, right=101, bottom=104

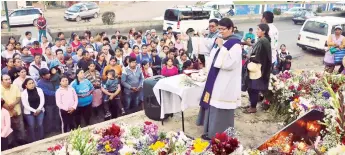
left=327, top=145, right=345, bottom=155
left=119, top=145, right=137, bottom=155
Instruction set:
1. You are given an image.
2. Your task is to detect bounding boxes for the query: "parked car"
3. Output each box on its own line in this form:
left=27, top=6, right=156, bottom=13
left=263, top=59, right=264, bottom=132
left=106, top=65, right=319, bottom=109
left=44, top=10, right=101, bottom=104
left=1, top=7, right=42, bottom=29
left=332, top=1, right=345, bottom=11
left=284, top=7, right=306, bottom=15
left=292, top=10, right=317, bottom=25
left=64, top=2, right=100, bottom=22
left=297, top=16, right=345, bottom=52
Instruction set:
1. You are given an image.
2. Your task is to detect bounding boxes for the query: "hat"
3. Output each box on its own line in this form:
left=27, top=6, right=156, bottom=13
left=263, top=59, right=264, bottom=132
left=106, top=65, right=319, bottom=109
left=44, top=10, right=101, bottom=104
left=247, top=62, right=262, bottom=80
left=39, top=68, right=50, bottom=77
left=335, top=25, right=342, bottom=30
left=151, top=29, right=156, bottom=33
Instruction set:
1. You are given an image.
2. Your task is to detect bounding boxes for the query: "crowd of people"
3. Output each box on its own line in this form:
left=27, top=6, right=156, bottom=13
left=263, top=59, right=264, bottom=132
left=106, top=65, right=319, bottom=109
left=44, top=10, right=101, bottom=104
left=0, top=19, right=212, bottom=150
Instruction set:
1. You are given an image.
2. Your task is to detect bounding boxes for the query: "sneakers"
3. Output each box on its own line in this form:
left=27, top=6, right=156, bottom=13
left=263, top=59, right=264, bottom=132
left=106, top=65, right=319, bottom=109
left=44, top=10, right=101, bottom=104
left=121, top=108, right=126, bottom=115
left=104, top=111, right=112, bottom=120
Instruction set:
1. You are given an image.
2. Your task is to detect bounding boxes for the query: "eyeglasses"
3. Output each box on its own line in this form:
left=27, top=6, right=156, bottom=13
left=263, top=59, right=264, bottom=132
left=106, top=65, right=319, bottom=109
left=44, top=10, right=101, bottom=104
left=218, top=27, right=228, bottom=31
left=209, top=25, right=216, bottom=28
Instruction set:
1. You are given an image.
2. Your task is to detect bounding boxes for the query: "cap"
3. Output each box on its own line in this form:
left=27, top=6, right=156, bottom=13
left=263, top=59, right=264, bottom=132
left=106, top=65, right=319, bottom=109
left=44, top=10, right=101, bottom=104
left=335, top=25, right=342, bottom=30
left=151, top=29, right=156, bottom=33
left=39, top=68, right=50, bottom=77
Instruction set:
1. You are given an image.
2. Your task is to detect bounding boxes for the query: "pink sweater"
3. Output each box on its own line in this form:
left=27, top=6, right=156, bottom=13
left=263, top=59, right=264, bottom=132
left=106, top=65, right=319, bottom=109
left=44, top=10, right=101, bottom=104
left=162, top=66, right=179, bottom=77
left=1, top=108, right=13, bottom=138
left=55, top=86, right=78, bottom=111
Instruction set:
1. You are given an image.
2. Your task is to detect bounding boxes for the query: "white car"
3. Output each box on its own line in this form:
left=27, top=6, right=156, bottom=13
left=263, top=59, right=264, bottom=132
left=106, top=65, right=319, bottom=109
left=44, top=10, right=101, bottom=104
left=284, top=7, right=306, bottom=15
left=1, top=7, right=42, bottom=29
left=297, top=16, right=345, bottom=52
left=64, top=2, right=100, bottom=22
left=332, top=1, right=345, bottom=11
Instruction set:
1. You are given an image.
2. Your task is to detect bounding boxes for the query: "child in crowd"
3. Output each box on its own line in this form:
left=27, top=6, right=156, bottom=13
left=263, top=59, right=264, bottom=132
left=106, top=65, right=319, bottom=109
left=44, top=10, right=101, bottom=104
left=63, top=55, right=77, bottom=83
left=101, top=69, right=124, bottom=120
left=277, top=44, right=291, bottom=72
left=55, top=76, right=78, bottom=133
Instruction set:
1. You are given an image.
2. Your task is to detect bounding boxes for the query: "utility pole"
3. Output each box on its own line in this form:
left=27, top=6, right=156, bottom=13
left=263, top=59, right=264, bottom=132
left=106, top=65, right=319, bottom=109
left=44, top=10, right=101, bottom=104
left=4, top=1, right=11, bottom=32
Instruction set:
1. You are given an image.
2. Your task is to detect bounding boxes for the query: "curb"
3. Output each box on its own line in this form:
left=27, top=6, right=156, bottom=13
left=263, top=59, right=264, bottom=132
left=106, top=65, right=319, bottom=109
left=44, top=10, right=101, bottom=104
left=46, top=12, right=343, bottom=40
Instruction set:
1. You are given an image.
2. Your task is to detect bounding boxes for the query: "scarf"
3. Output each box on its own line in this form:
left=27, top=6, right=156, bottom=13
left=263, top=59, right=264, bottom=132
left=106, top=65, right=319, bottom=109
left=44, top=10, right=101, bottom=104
left=199, top=35, right=241, bottom=109
left=250, top=36, right=272, bottom=82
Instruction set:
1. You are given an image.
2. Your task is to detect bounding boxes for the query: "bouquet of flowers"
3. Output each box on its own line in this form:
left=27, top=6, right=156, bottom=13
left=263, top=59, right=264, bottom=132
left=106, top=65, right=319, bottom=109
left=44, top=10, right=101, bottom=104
left=210, top=132, right=240, bottom=155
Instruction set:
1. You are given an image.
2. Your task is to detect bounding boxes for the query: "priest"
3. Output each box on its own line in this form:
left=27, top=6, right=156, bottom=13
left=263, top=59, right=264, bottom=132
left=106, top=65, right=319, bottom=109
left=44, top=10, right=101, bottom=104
left=188, top=18, right=242, bottom=140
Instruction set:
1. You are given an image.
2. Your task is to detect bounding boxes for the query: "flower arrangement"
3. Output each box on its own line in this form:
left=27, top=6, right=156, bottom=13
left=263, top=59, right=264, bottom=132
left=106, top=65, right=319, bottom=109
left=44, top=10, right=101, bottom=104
left=210, top=132, right=240, bottom=155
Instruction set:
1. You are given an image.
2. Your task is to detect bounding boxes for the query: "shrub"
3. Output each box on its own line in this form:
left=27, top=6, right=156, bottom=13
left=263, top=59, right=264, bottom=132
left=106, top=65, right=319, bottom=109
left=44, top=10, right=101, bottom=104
left=102, top=11, right=115, bottom=25
left=273, top=8, right=281, bottom=15
left=316, top=6, right=323, bottom=13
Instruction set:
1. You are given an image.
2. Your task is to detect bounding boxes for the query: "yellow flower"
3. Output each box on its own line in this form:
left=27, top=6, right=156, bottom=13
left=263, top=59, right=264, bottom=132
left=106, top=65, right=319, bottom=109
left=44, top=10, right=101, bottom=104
left=149, top=141, right=165, bottom=151
left=192, top=138, right=209, bottom=153
left=105, top=144, right=112, bottom=152
left=249, top=150, right=261, bottom=155
left=320, top=146, right=326, bottom=153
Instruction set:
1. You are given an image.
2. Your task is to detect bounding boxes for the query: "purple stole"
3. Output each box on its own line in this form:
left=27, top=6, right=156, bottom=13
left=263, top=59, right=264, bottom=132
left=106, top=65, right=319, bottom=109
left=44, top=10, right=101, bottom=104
left=199, top=37, right=241, bottom=109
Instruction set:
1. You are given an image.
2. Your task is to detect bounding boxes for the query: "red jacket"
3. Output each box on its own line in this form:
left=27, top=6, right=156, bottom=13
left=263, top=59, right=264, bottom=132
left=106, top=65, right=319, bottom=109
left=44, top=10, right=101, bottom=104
left=37, top=17, right=47, bottom=30
left=30, top=48, right=43, bottom=55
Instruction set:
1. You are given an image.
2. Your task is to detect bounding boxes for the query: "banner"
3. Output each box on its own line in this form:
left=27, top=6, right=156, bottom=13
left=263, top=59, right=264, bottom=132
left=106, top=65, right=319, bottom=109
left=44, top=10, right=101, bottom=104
left=235, top=5, right=261, bottom=15
left=265, top=4, right=302, bottom=12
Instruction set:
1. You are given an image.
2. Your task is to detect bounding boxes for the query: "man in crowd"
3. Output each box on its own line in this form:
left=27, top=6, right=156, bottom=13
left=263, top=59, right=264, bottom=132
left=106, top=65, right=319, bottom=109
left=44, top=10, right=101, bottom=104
left=8, top=58, right=22, bottom=81
left=134, top=35, right=144, bottom=49
left=78, top=36, right=89, bottom=51
left=157, top=39, right=165, bottom=54
left=30, top=41, right=43, bottom=55
left=37, top=13, right=47, bottom=43
left=207, top=19, right=220, bottom=39
left=150, top=29, right=159, bottom=41
left=1, top=74, right=26, bottom=146
left=261, top=11, right=279, bottom=66
left=37, top=68, right=60, bottom=134
left=77, top=51, right=93, bottom=72
left=110, top=35, right=118, bottom=51
left=64, top=45, right=75, bottom=57
left=136, top=44, right=152, bottom=64
left=57, top=32, right=65, bottom=40
left=51, top=38, right=66, bottom=55
left=245, top=28, right=256, bottom=43
left=121, top=57, right=144, bottom=112
left=22, top=31, right=36, bottom=47
left=162, top=49, right=179, bottom=68
left=29, top=54, right=49, bottom=82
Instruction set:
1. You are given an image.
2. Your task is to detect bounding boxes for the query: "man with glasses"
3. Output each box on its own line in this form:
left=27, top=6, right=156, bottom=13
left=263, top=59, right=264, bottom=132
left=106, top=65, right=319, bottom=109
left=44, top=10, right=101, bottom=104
left=207, top=19, right=220, bottom=39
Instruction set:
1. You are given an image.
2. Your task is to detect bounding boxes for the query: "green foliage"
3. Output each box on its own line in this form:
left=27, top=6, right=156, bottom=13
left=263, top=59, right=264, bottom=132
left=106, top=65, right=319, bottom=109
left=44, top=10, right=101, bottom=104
left=273, top=8, right=282, bottom=15
left=68, top=127, right=97, bottom=155
left=101, top=11, right=115, bottom=25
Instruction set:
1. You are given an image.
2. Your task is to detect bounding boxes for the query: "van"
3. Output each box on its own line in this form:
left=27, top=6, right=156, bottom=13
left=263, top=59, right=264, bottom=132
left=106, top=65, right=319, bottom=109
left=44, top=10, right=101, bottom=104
left=203, top=1, right=235, bottom=16
left=332, top=1, right=345, bottom=11
left=64, top=2, right=100, bottom=22
left=297, top=16, right=345, bottom=52
left=163, top=6, right=222, bottom=34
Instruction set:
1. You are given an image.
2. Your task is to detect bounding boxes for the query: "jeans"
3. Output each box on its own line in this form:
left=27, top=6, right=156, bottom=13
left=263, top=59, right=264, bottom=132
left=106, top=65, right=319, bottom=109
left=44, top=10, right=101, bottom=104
left=248, top=88, right=260, bottom=108
left=75, top=104, right=92, bottom=127
left=44, top=104, right=61, bottom=134
left=38, top=29, right=46, bottom=43
left=24, top=112, right=44, bottom=142
left=123, top=91, right=140, bottom=110
left=8, top=114, right=26, bottom=146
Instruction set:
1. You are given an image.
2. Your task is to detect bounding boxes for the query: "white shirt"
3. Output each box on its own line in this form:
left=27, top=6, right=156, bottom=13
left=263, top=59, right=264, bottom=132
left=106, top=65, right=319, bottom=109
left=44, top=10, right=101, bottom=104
left=21, top=88, right=45, bottom=115
left=21, top=37, right=37, bottom=47
left=51, top=45, right=66, bottom=55
left=268, top=23, right=279, bottom=64
left=1, top=50, right=19, bottom=59
left=28, top=61, right=49, bottom=82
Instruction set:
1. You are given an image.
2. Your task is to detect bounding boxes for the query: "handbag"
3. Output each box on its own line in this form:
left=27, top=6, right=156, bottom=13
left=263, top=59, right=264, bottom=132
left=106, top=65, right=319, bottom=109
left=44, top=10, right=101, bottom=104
left=324, top=51, right=335, bottom=65
left=241, top=60, right=249, bottom=92
left=334, top=49, right=345, bottom=65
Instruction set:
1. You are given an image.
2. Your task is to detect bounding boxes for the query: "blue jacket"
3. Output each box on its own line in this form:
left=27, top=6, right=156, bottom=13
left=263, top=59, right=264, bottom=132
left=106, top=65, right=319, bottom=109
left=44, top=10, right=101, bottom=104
left=70, top=79, right=94, bottom=107
left=37, top=78, right=56, bottom=105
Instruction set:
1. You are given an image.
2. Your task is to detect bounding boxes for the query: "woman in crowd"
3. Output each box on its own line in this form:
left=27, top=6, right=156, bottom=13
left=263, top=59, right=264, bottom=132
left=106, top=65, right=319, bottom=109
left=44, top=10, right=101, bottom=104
left=56, top=76, right=78, bottom=133
left=15, top=42, right=22, bottom=51
left=102, top=57, right=122, bottom=81
left=1, top=98, right=12, bottom=151
left=122, top=42, right=132, bottom=57
left=2, top=43, right=19, bottom=59
left=13, top=67, right=32, bottom=92
left=20, top=47, right=34, bottom=67
left=72, top=48, right=83, bottom=63
left=177, top=52, right=189, bottom=72
left=130, top=45, right=140, bottom=58
left=123, top=56, right=131, bottom=68
left=21, top=78, right=45, bottom=142
left=161, top=58, right=179, bottom=77
left=64, top=55, right=77, bottom=83
left=49, top=65, right=62, bottom=90
left=43, top=47, right=55, bottom=66
left=71, top=69, right=94, bottom=127
left=101, top=69, right=124, bottom=119
left=168, top=41, right=174, bottom=49
left=8, top=36, right=16, bottom=46
left=41, top=36, right=53, bottom=55
left=115, top=48, right=124, bottom=66
left=1, top=58, right=14, bottom=75
left=12, top=53, right=21, bottom=60
left=84, top=62, right=103, bottom=114
left=71, top=34, right=81, bottom=52
left=95, top=52, right=107, bottom=76
left=159, top=46, right=169, bottom=59
left=324, top=25, right=345, bottom=73
left=244, top=23, right=272, bottom=114
left=141, top=60, right=153, bottom=79
left=151, top=49, right=161, bottom=75
left=84, top=30, right=91, bottom=42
